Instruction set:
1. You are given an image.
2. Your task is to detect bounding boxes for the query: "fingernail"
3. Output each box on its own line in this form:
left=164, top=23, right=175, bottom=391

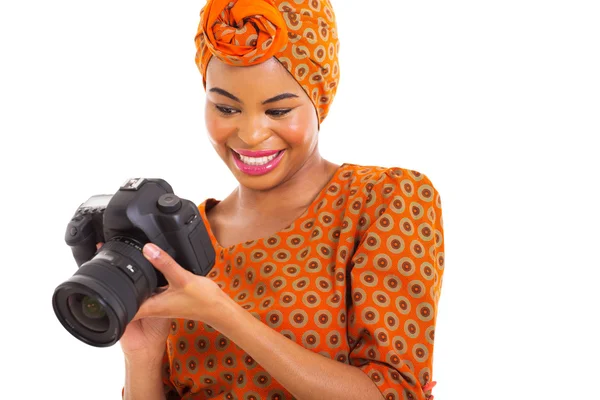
left=143, top=243, right=160, bottom=259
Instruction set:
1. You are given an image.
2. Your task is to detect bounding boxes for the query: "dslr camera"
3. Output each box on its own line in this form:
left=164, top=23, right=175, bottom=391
left=52, top=178, right=215, bottom=347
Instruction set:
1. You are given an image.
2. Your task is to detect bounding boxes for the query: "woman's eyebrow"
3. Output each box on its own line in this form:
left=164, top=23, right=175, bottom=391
left=209, top=87, right=242, bottom=103
left=262, top=92, right=299, bottom=104
left=209, top=87, right=298, bottom=105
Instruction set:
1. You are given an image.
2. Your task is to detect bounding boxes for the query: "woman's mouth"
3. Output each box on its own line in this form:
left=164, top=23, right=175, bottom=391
left=231, top=148, right=286, bottom=175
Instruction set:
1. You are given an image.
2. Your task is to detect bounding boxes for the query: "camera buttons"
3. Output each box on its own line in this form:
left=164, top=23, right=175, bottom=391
left=157, top=194, right=182, bottom=213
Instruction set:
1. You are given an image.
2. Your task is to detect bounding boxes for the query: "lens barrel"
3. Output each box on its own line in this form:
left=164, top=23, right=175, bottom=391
left=52, top=238, right=157, bottom=347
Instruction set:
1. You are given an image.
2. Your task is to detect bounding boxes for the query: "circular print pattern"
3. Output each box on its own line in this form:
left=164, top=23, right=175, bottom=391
left=164, top=163, right=444, bottom=399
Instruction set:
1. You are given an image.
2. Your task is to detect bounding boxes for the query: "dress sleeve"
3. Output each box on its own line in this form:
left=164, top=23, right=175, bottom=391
left=346, top=173, right=444, bottom=400
left=121, top=345, right=180, bottom=399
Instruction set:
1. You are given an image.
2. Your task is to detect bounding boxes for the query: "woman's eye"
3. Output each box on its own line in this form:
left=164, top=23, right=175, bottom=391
left=215, top=105, right=238, bottom=115
left=215, top=106, right=291, bottom=117
left=267, top=109, right=291, bottom=117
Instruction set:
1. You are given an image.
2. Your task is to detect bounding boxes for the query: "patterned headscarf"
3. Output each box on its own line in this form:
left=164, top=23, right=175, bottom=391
left=194, top=0, right=340, bottom=129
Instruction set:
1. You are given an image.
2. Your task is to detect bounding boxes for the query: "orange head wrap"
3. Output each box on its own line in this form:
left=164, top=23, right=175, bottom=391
left=194, top=0, right=340, bottom=129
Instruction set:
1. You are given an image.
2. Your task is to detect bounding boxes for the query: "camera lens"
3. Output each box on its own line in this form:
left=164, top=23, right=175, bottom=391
left=52, top=238, right=158, bottom=347
left=67, top=294, right=109, bottom=333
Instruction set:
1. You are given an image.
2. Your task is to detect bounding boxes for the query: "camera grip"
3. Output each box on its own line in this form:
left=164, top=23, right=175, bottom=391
left=65, top=215, right=98, bottom=267
left=70, top=232, right=97, bottom=267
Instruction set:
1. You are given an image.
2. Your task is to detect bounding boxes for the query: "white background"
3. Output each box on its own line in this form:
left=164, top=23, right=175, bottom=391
left=1, top=0, right=599, bottom=399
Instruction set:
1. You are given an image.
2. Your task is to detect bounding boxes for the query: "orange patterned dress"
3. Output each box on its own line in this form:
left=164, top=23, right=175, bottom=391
left=158, top=163, right=445, bottom=400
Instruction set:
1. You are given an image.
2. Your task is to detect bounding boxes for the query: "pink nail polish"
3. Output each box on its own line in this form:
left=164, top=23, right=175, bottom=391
left=143, top=243, right=160, bottom=259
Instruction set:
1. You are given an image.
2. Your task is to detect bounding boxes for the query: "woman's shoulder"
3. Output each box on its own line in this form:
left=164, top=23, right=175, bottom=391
left=323, top=163, right=442, bottom=232
left=336, top=163, right=443, bottom=253
left=338, top=162, right=440, bottom=199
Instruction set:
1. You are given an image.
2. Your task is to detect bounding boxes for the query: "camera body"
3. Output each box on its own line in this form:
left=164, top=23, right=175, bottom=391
left=53, top=178, right=215, bottom=347
left=65, top=178, right=214, bottom=285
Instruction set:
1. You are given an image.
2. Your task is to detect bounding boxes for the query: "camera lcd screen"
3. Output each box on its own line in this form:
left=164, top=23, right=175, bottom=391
left=82, top=195, right=112, bottom=208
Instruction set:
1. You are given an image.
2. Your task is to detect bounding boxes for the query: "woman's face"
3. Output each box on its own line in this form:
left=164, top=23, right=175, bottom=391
left=204, top=56, right=320, bottom=191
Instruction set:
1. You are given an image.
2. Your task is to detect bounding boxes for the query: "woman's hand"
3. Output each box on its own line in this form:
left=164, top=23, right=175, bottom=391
left=95, top=242, right=226, bottom=360
left=120, top=311, right=171, bottom=362
left=96, top=242, right=170, bottom=362
left=132, top=242, right=226, bottom=323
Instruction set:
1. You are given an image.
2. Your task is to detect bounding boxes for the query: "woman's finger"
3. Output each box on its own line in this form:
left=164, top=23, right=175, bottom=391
left=96, top=242, right=104, bottom=250
left=131, top=291, right=169, bottom=320
left=142, top=243, right=190, bottom=288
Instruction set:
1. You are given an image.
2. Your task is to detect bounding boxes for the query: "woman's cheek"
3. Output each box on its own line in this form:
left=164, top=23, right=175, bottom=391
left=205, top=113, right=231, bottom=145
left=282, top=113, right=316, bottom=146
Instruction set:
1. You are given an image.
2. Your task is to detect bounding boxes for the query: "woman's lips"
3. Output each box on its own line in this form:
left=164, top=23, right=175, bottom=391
left=231, top=148, right=286, bottom=176
left=233, top=148, right=282, bottom=157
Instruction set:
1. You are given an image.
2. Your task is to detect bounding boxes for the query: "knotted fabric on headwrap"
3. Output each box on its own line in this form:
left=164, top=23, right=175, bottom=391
left=194, top=0, right=340, bottom=127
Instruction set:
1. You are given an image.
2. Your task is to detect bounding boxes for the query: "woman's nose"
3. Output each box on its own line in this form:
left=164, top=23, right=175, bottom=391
left=236, top=119, right=272, bottom=147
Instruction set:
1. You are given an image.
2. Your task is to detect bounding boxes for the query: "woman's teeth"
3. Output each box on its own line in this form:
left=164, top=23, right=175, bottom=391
left=237, top=152, right=280, bottom=165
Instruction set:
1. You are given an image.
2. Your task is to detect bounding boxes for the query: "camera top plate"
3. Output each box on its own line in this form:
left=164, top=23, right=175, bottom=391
left=120, top=178, right=146, bottom=191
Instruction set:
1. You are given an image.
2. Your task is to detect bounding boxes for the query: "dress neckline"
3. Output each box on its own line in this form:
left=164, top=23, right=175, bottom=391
left=198, top=163, right=350, bottom=250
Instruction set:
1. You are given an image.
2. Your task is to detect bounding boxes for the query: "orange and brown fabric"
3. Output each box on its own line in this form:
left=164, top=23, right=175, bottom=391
left=194, top=0, right=341, bottom=129
left=157, top=164, right=444, bottom=399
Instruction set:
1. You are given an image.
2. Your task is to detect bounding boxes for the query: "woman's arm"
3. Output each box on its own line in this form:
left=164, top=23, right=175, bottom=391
left=132, top=243, right=386, bottom=399
left=209, top=292, right=384, bottom=400
left=122, top=356, right=167, bottom=400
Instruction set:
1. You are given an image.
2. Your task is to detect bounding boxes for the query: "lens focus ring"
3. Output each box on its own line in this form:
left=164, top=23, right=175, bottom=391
left=100, top=239, right=158, bottom=291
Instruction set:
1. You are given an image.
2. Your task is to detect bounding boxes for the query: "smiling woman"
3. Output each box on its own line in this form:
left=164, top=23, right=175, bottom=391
left=120, top=1, right=445, bottom=400
left=204, top=56, right=324, bottom=191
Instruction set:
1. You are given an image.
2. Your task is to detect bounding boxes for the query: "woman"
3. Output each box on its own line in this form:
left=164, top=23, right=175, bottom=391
left=118, top=0, right=445, bottom=399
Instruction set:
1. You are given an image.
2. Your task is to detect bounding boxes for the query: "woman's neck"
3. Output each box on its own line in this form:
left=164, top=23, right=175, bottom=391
left=228, top=152, right=339, bottom=218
